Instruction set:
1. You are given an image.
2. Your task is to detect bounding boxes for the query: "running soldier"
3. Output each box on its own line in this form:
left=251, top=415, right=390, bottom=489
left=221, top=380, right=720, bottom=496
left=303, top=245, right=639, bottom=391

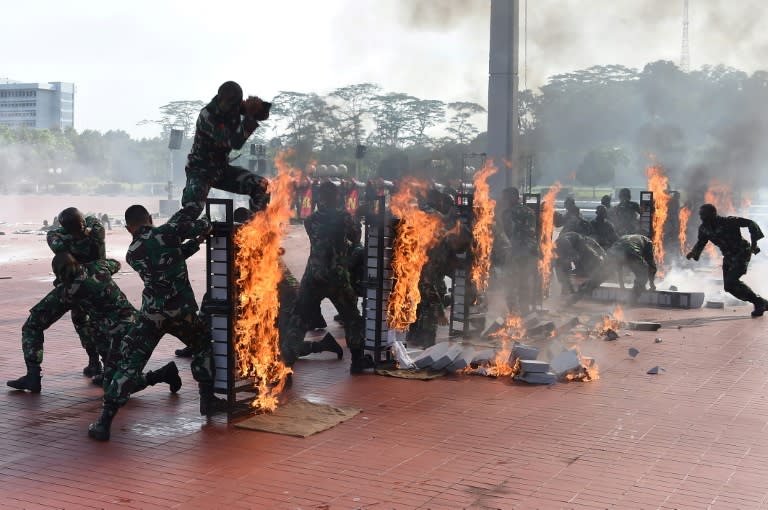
left=88, top=206, right=219, bottom=441
left=181, top=81, right=271, bottom=220
left=686, top=203, right=766, bottom=317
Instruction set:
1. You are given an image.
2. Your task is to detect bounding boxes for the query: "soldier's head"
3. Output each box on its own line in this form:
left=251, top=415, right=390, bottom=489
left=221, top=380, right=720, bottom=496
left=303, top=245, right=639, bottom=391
left=233, top=207, right=252, bottom=224
left=51, top=252, right=78, bottom=286
left=58, top=207, right=85, bottom=237
left=502, top=186, right=520, bottom=206
left=217, top=81, right=243, bottom=116
left=601, top=194, right=612, bottom=207
left=564, top=196, right=577, bottom=213
left=595, top=205, right=608, bottom=220
left=316, top=181, right=339, bottom=209
left=124, top=204, right=153, bottom=235
left=699, top=203, right=717, bottom=224
left=619, top=188, right=631, bottom=202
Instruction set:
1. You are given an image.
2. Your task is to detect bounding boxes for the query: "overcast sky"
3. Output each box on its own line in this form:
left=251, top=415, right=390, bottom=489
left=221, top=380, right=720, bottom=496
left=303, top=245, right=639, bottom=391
left=1, top=0, right=765, bottom=139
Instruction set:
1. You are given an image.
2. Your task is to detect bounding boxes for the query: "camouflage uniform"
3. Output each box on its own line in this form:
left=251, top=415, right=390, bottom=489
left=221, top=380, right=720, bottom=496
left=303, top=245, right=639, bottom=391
left=589, top=216, right=619, bottom=249
left=606, top=234, right=657, bottom=295
left=46, top=215, right=104, bottom=362
left=555, top=231, right=606, bottom=294
left=407, top=240, right=451, bottom=348
left=181, top=97, right=269, bottom=219
left=688, top=215, right=764, bottom=306
left=502, top=202, right=539, bottom=314
left=102, top=210, right=213, bottom=408
left=555, top=209, right=592, bottom=236
left=613, top=200, right=641, bottom=236
left=287, top=206, right=364, bottom=364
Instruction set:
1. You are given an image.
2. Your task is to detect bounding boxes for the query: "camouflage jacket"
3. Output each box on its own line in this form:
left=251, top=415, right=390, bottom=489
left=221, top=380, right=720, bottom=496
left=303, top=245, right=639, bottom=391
left=556, top=231, right=606, bottom=275
left=186, top=96, right=259, bottom=171
left=304, top=207, right=361, bottom=282
left=690, top=215, right=764, bottom=259
left=59, top=259, right=135, bottom=325
left=501, top=203, right=538, bottom=256
left=589, top=217, right=619, bottom=249
left=608, top=234, right=656, bottom=274
left=46, top=215, right=105, bottom=263
left=127, top=210, right=210, bottom=314
left=556, top=210, right=592, bottom=236
left=613, top=200, right=641, bottom=235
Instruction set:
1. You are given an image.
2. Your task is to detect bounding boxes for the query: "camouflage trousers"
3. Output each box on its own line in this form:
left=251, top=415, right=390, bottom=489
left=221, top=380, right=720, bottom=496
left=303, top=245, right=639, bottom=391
left=722, top=252, right=760, bottom=304
left=103, top=308, right=214, bottom=408
left=182, top=164, right=269, bottom=219
left=22, top=289, right=102, bottom=366
left=505, top=254, right=538, bottom=315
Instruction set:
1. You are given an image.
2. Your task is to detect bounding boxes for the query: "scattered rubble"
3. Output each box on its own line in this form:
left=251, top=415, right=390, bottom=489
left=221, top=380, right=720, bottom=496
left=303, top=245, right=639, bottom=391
left=646, top=366, right=665, bottom=375
left=627, top=321, right=661, bottom=331
left=628, top=347, right=639, bottom=358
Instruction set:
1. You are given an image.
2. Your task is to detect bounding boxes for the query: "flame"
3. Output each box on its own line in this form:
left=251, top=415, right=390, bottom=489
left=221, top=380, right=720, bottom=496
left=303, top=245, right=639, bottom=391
left=233, top=151, right=296, bottom=412
left=645, top=166, right=670, bottom=267
left=538, top=182, right=562, bottom=294
left=596, top=304, right=624, bottom=336
left=563, top=346, right=600, bottom=382
left=387, top=178, right=443, bottom=331
left=462, top=314, right=526, bottom=377
left=470, top=160, right=498, bottom=293
left=678, top=206, right=691, bottom=256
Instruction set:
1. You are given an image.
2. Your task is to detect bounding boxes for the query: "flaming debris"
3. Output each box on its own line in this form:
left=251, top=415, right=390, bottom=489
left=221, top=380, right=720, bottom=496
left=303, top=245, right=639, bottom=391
left=678, top=205, right=691, bottom=257
left=538, top=182, right=562, bottom=295
left=646, top=166, right=670, bottom=267
left=463, top=314, right=526, bottom=377
left=233, top=152, right=296, bottom=412
left=562, top=346, right=600, bottom=382
left=470, top=161, right=498, bottom=293
left=387, top=178, right=443, bottom=331
left=596, top=304, right=624, bottom=337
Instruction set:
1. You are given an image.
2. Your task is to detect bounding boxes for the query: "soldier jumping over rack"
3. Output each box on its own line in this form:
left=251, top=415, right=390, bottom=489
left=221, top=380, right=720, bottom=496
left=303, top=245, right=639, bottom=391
left=686, top=203, right=766, bottom=317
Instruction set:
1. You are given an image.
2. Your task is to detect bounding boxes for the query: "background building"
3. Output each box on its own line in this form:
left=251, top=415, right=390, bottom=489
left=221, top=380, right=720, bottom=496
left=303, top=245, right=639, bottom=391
left=0, top=80, right=74, bottom=130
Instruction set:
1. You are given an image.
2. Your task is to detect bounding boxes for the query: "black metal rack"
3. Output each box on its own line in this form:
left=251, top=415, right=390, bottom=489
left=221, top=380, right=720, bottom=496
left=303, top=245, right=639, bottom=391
left=639, top=191, right=654, bottom=240
left=523, top=193, right=544, bottom=308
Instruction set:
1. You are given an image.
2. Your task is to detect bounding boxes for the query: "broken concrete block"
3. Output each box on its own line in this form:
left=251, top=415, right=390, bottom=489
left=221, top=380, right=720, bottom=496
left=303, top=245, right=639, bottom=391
left=549, top=349, right=581, bottom=375
left=510, top=342, right=539, bottom=362
left=481, top=316, right=506, bottom=338
left=527, top=321, right=555, bottom=337
left=647, top=366, right=665, bottom=375
left=654, top=337, right=663, bottom=343
left=447, top=347, right=476, bottom=372
left=581, top=357, right=595, bottom=368
left=515, top=371, right=557, bottom=384
left=553, top=317, right=581, bottom=336
left=412, top=342, right=451, bottom=369
left=604, top=329, right=619, bottom=341
left=628, top=347, right=639, bottom=358
left=627, top=321, right=661, bottom=331
left=430, top=343, right=465, bottom=371
left=706, top=301, right=725, bottom=309
left=519, top=360, right=550, bottom=373
left=471, top=348, right=496, bottom=366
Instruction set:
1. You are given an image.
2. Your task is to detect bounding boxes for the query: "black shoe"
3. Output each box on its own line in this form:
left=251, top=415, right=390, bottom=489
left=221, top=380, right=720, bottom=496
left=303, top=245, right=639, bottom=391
left=751, top=298, right=766, bottom=318
left=83, top=359, right=102, bottom=377
left=350, top=354, right=375, bottom=374
left=91, top=374, right=103, bottom=386
left=7, top=373, right=42, bottom=393
left=175, top=346, right=193, bottom=358
left=88, top=406, right=118, bottom=441
left=333, top=314, right=344, bottom=324
left=146, top=362, right=182, bottom=393
left=199, top=394, right=228, bottom=417
left=315, top=332, right=344, bottom=360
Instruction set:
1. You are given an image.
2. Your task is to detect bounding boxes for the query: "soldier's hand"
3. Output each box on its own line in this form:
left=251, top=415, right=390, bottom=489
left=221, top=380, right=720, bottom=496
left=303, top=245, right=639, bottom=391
left=244, top=96, right=270, bottom=121
left=752, top=245, right=761, bottom=255
left=685, top=251, right=698, bottom=261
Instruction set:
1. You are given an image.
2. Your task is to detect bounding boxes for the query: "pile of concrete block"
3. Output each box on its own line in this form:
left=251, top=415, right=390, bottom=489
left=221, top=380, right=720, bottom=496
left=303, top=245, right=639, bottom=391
left=549, top=348, right=596, bottom=381
left=590, top=284, right=705, bottom=309
left=510, top=341, right=557, bottom=384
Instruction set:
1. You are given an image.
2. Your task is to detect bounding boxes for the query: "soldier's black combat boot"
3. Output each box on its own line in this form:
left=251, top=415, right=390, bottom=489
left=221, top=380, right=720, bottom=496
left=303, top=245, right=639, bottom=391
left=175, top=345, right=193, bottom=358
left=349, top=350, right=375, bottom=374
left=751, top=298, right=766, bottom=318
left=146, top=362, right=182, bottom=393
left=88, top=404, right=118, bottom=441
left=199, top=383, right=228, bottom=417
left=83, top=353, right=102, bottom=377
left=314, top=332, right=344, bottom=360
left=7, top=363, right=42, bottom=393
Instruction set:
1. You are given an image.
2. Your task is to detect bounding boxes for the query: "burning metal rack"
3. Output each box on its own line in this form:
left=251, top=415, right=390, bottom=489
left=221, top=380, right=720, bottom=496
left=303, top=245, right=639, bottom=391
left=361, top=189, right=397, bottom=366
left=523, top=192, right=544, bottom=308
left=449, top=188, right=486, bottom=338
left=202, top=198, right=257, bottom=418
left=639, top=191, right=654, bottom=240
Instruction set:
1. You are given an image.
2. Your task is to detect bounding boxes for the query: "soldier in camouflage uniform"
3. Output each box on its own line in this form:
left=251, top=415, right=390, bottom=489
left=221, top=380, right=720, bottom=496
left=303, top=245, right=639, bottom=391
left=554, top=231, right=606, bottom=295
left=613, top=188, right=641, bottom=236
left=181, top=81, right=271, bottom=220
left=501, top=187, right=539, bottom=315
left=88, top=205, right=218, bottom=441
left=288, top=182, right=371, bottom=374
left=555, top=197, right=592, bottom=236
left=589, top=205, right=619, bottom=250
left=46, top=207, right=105, bottom=377
left=686, top=203, right=766, bottom=317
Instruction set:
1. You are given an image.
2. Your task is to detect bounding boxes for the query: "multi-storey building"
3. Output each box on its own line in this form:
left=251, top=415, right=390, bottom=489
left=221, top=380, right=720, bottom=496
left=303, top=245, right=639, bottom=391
left=0, top=80, right=74, bottom=130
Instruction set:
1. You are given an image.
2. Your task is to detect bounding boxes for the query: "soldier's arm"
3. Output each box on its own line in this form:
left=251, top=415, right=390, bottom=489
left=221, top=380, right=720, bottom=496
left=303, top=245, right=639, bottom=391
left=181, top=239, right=202, bottom=259
left=196, top=108, right=232, bottom=147
left=731, top=216, right=765, bottom=247
left=46, top=228, right=69, bottom=254
left=164, top=209, right=212, bottom=241
left=689, top=225, right=710, bottom=259
left=229, top=115, right=258, bottom=151
left=100, top=258, right=121, bottom=275
left=84, top=216, right=106, bottom=259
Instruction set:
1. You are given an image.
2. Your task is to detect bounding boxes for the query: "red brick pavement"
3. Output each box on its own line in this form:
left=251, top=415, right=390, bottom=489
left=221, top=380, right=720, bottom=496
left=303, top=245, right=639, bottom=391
left=2, top=226, right=768, bottom=509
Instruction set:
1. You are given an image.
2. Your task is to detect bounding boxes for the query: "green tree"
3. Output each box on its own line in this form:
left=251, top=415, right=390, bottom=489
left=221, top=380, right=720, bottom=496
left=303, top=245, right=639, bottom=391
left=576, top=147, right=628, bottom=197
left=446, top=101, right=486, bottom=144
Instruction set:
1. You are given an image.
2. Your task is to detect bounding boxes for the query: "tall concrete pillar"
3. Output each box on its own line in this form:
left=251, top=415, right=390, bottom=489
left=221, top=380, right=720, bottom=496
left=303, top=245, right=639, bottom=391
left=486, top=0, right=520, bottom=193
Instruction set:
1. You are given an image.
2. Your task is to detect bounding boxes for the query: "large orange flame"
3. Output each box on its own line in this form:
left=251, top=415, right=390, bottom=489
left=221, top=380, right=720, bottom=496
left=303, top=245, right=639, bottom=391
left=596, top=304, right=624, bottom=336
left=233, top=152, right=296, bottom=412
left=387, top=178, right=443, bottom=331
left=538, top=182, right=562, bottom=294
left=462, top=314, right=525, bottom=377
left=678, top=205, right=691, bottom=257
left=470, top=160, right=498, bottom=293
left=646, top=166, right=670, bottom=267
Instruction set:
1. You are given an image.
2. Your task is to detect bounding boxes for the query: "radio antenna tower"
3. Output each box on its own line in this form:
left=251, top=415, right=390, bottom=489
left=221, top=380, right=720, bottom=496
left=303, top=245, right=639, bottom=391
left=680, top=0, right=690, bottom=72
